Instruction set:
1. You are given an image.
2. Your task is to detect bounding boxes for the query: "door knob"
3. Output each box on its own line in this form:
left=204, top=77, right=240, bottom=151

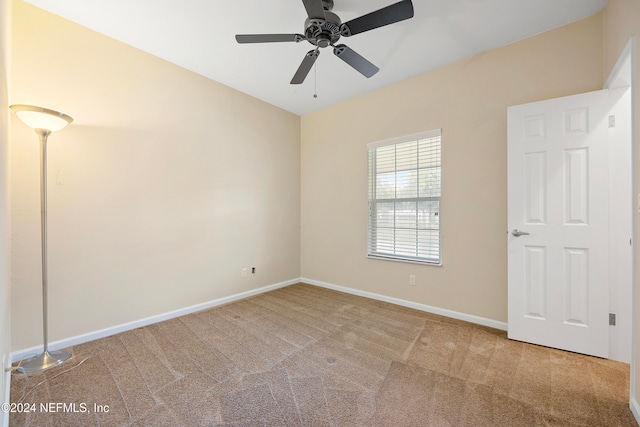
left=512, top=229, right=530, bottom=237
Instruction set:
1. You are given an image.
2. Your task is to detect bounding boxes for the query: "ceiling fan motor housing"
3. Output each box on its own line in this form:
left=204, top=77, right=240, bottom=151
left=304, top=11, right=342, bottom=48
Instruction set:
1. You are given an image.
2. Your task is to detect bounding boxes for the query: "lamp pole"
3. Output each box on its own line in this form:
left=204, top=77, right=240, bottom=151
left=37, top=128, right=52, bottom=355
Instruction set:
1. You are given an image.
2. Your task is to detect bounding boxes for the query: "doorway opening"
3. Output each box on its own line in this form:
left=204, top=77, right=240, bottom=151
left=506, top=38, right=634, bottom=363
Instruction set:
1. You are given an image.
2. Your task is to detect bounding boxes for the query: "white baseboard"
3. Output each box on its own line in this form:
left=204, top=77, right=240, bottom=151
left=631, top=397, right=640, bottom=425
left=11, top=278, right=299, bottom=363
left=11, top=276, right=508, bottom=363
left=301, top=277, right=508, bottom=331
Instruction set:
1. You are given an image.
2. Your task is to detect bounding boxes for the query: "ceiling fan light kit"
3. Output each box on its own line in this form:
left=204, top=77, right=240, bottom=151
left=236, top=0, right=414, bottom=84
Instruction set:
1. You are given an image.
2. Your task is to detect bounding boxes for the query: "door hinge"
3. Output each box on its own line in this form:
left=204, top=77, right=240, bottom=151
left=609, top=115, right=616, bottom=128
left=609, top=313, right=616, bottom=326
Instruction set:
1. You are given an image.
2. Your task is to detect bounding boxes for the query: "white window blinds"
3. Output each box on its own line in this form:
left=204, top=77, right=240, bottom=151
left=367, top=130, right=442, bottom=264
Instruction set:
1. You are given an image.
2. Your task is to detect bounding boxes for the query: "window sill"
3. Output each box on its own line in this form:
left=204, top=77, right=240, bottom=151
left=367, top=254, right=442, bottom=267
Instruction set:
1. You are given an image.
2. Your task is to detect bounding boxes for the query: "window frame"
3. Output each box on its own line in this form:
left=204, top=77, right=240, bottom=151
left=366, top=129, right=442, bottom=266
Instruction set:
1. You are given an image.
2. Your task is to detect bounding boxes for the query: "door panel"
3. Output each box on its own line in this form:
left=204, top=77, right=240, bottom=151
left=508, top=90, right=610, bottom=358
left=524, top=245, right=546, bottom=320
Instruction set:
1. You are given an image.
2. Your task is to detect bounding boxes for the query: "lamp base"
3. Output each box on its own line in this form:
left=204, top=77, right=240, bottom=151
left=16, top=349, right=71, bottom=374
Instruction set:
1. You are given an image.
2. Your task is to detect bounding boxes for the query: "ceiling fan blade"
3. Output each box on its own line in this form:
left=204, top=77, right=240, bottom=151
left=235, top=34, right=304, bottom=44
left=333, top=44, right=379, bottom=78
left=302, top=0, right=326, bottom=19
left=341, top=0, right=414, bottom=37
left=290, top=50, right=320, bottom=85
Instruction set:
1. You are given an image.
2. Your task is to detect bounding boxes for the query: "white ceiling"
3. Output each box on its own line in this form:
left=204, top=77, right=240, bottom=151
left=24, top=0, right=607, bottom=116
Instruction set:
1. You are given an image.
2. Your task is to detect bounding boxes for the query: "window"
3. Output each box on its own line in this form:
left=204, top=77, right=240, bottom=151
left=367, top=130, right=442, bottom=265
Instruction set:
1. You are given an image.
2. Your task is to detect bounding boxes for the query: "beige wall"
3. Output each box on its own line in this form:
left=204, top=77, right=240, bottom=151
left=0, top=0, right=11, bottom=421
left=9, top=0, right=300, bottom=351
left=301, top=14, right=604, bottom=323
left=603, top=0, right=640, bottom=413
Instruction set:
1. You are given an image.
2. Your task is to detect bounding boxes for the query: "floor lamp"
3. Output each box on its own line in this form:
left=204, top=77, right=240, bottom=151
left=10, top=104, right=73, bottom=374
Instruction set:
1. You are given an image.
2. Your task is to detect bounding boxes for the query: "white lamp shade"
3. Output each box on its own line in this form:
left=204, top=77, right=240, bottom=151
left=10, top=105, right=73, bottom=132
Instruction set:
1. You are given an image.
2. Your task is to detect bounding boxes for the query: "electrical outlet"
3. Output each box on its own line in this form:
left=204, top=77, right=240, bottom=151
left=409, top=275, right=416, bottom=286
left=252, top=267, right=256, bottom=274
left=242, top=268, right=248, bottom=278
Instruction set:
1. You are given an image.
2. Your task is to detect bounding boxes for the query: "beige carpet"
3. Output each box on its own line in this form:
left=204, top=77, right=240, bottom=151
left=10, top=283, right=637, bottom=426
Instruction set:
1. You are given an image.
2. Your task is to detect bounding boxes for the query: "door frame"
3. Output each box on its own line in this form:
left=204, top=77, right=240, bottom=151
left=604, top=49, right=634, bottom=364
left=603, top=36, right=635, bottom=412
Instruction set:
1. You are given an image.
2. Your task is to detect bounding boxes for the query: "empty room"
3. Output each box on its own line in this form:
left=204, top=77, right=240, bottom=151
left=1, top=0, right=640, bottom=425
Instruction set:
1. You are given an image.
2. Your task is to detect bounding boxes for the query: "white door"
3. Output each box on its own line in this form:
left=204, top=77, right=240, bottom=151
left=507, top=90, right=611, bottom=358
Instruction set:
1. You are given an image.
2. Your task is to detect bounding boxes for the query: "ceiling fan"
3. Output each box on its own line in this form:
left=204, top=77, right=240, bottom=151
left=235, top=0, right=414, bottom=84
